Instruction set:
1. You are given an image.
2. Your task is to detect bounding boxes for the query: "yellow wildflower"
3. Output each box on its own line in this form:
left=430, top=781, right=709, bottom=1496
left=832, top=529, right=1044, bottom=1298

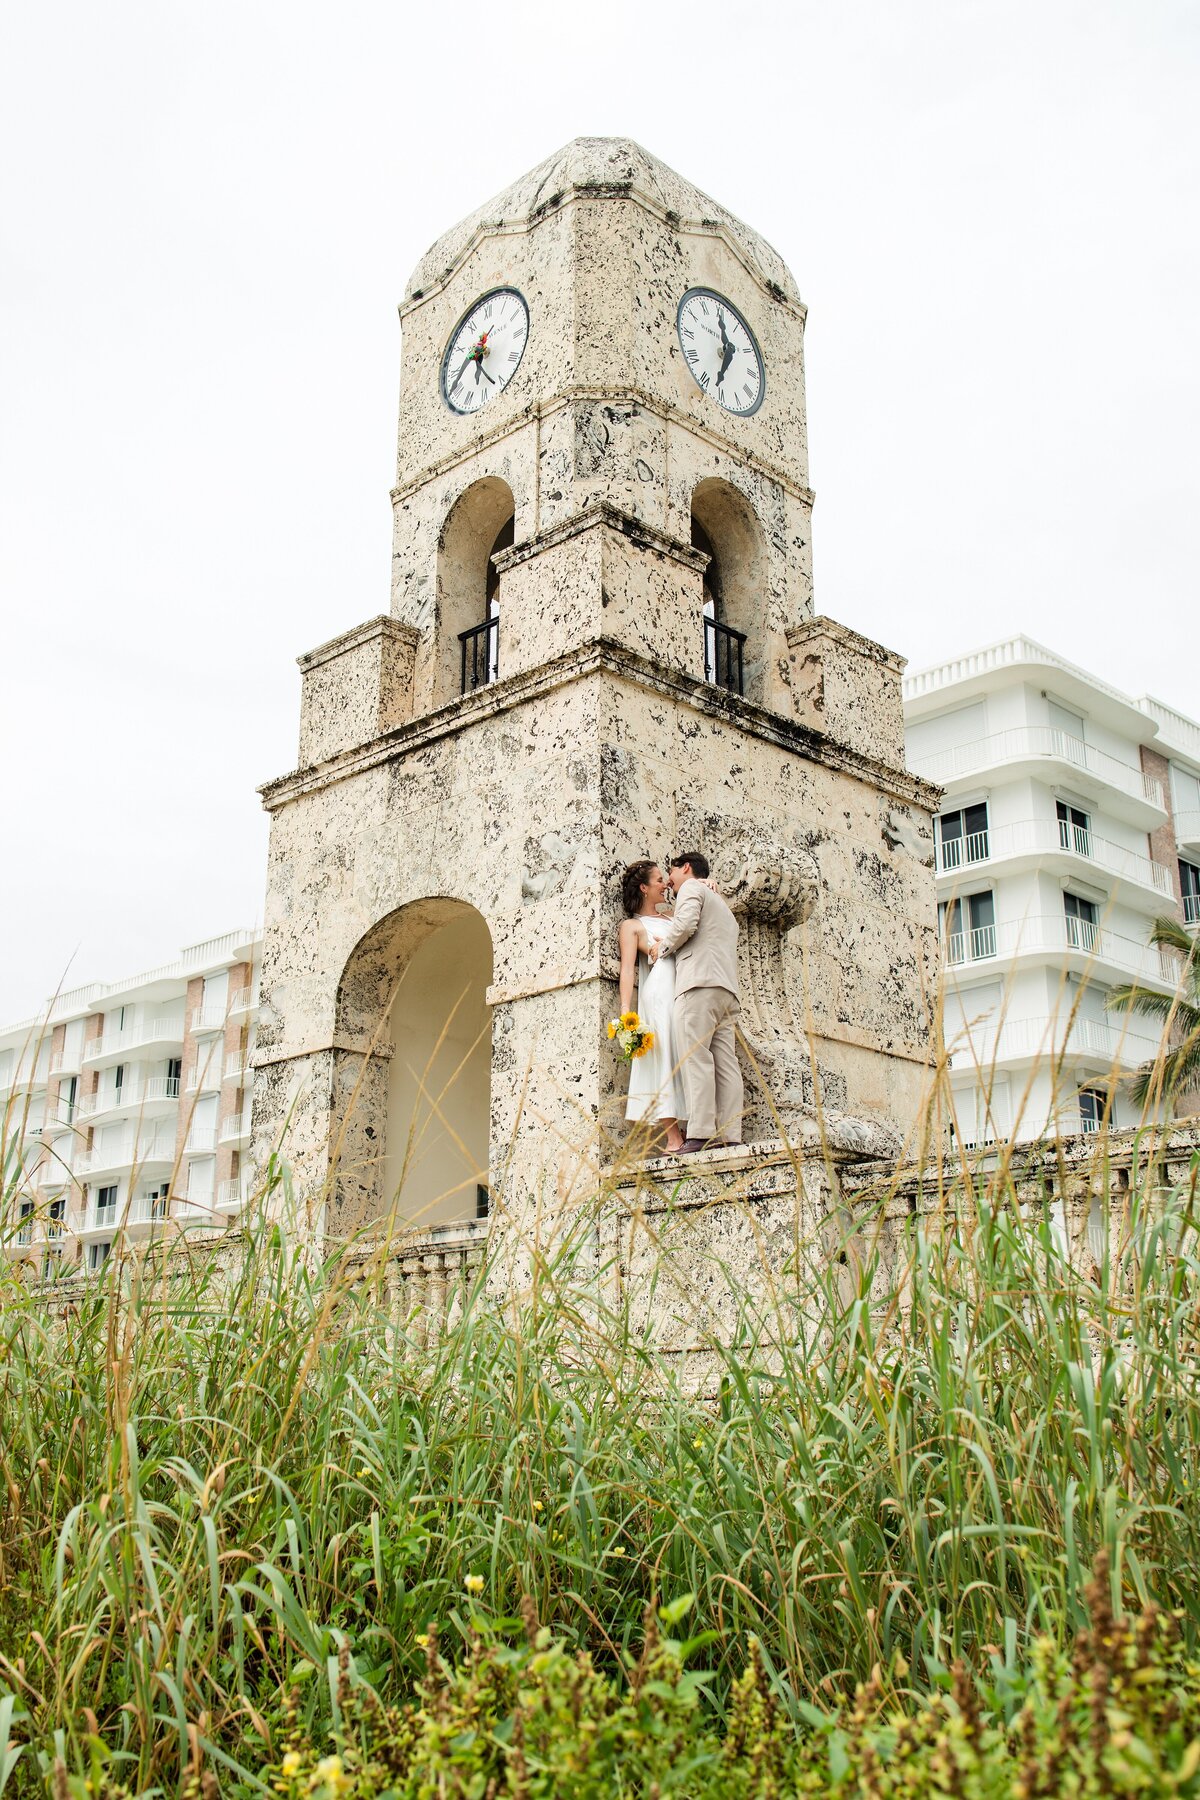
left=609, top=1544, right=626, bottom=1557
left=311, top=1754, right=347, bottom=1794
left=465, top=1573, right=485, bottom=1595
left=281, top=1751, right=303, bottom=1780
left=532, top=1499, right=544, bottom=1511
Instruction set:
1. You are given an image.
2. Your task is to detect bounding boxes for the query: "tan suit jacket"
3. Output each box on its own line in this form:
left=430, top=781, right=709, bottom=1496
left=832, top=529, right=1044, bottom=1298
left=658, top=879, right=740, bottom=999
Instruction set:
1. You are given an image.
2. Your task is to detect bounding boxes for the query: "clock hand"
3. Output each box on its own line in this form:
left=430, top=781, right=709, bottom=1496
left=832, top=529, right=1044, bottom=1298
left=716, top=311, right=736, bottom=385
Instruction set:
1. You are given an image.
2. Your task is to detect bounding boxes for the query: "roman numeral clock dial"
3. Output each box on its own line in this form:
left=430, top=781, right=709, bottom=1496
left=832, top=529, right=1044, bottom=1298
left=676, top=288, right=765, bottom=416
left=440, top=287, right=530, bottom=415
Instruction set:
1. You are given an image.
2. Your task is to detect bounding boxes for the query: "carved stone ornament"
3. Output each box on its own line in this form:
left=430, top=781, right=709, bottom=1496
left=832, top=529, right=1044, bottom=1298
left=678, top=813, right=900, bottom=1158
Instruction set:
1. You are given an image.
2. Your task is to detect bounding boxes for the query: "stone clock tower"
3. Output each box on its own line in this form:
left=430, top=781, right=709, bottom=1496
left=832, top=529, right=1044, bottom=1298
left=253, top=139, right=939, bottom=1246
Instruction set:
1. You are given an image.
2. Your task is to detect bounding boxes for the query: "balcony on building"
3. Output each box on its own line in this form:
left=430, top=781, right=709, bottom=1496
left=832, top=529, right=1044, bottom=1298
left=216, top=1175, right=249, bottom=1212
left=941, top=910, right=1179, bottom=989
left=75, top=1128, right=176, bottom=1182
left=186, top=1050, right=225, bottom=1092
left=78, top=1072, right=181, bottom=1123
left=914, top=726, right=1166, bottom=829
left=83, top=1015, right=185, bottom=1070
left=218, top=1106, right=252, bottom=1147
left=933, top=809, right=1174, bottom=909
left=945, top=1010, right=1162, bottom=1074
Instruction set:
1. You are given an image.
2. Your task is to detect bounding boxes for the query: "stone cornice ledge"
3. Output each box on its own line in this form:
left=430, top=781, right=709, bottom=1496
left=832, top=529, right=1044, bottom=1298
left=492, top=499, right=708, bottom=576
left=259, top=638, right=942, bottom=813
left=297, top=615, right=420, bottom=673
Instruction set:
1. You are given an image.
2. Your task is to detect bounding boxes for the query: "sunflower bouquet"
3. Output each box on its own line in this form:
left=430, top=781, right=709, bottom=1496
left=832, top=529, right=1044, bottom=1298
left=607, top=1010, right=655, bottom=1060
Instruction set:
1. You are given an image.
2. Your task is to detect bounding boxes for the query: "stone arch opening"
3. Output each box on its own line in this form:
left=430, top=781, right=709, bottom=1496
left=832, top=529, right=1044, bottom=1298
left=330, top=898, right=493, bottom=1238
left=436, top=477, right=515, bottom=701
left=690, top=478, right=768, bottom=702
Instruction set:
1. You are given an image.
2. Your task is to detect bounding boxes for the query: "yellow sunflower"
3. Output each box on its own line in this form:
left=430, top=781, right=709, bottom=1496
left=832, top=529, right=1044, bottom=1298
left=620, top=1011, right=639, bottom=1030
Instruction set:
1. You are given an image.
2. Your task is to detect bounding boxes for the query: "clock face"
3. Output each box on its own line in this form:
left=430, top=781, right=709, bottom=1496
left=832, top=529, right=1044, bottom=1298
left=676, top=288, right=765, bottom=416
left=441, top=287, right=529, bottom=415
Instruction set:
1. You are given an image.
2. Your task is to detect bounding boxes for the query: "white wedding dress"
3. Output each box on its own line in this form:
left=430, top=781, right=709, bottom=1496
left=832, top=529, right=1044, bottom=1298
left=625, top=914, right=687, bottom=1125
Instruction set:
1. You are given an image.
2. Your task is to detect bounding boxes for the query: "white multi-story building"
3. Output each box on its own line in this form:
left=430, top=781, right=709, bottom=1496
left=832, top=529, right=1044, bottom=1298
left=0, top=929, right=260, bottom=1278
left=904, top=637, right=1200, bottom=1145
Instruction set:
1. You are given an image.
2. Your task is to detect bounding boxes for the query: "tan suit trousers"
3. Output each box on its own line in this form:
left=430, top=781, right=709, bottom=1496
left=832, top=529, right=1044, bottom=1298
left=673, top=987, right=743, bottom=1143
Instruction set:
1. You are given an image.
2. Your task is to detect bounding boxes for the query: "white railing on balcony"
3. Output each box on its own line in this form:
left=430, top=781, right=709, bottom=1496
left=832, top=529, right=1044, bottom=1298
left=83, top=1017, right=185, bottom=1062
left=943, top=924, right=998, bottom=965
left=913, top=728, right=1164, bottom=810
left=126, top=1195, right=172, bottom=1226
left=1185, top=893, right=1200, bottom=926
left=184, top=1126, right=218, bottom=1154
left=941, top=913, right=1180, bottom=983
left=218, top=1109, right=251, bottom=1145
left=223, top=1053, right=247, bottom=1082
left=81, top=1201, right=122, bottom=1234
left=49, top=1049, right=81, bottom=1076
left=1177, top=809, right=1200, bottom=850
left=75, top=1131, right=176, bottom=1176
left=227, top=985, right=258, bottom=1016
left=936, top=830, right=990, bottom=871
left=189, top=1005, right=228, bottom=1034
left=78, top=1074, right=181, bottom=1120
left=947, top=1012, right=1163, bottom=1070
left=217, top=1177, right=249, bottom=1209
left=935, top=816, right=1175, bottom=897
left=186, top=1055, right=224, bottom=1092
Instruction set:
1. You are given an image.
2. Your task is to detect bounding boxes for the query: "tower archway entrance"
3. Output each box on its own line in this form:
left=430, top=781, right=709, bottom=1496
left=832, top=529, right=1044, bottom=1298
left=331, top=900, right=493, bottom=1239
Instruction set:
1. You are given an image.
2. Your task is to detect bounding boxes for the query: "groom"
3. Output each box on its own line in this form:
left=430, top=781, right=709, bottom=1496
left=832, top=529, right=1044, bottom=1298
left=650, top=851, right=744, bottom=1154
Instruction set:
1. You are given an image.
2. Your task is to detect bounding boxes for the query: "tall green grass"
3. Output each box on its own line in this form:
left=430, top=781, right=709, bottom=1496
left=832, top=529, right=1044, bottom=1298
left=0, top=1124, right=1198, bottom=1794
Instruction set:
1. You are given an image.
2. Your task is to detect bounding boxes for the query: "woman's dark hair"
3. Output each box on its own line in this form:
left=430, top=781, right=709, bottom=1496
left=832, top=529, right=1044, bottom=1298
left=669, top=851, right=710, bottom=880
left=621, top=860, right=658, bottom=917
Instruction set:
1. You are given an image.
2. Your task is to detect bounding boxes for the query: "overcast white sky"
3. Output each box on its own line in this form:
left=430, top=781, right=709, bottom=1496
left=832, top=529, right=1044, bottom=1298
left=1, top=1, right=1196, bottom=1023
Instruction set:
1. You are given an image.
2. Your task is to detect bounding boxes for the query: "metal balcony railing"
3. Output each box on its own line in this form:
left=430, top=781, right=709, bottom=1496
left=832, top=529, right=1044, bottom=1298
left=1184, top=893, right=1200, bottom=925
left=934, top=818, right=1174, bottom=898
left=911, top=727, right=1165, bottom=811
left=936, top=830, right=990, bottom=871
left=703, top=617, right=746, bottom=696
left=941, top=913, right=1180, bottom=983
left=459, top=616, right=498, bottom=693
left=83, top=1017, right=185, bottom=1062
left=942, top=924, right=998, bottom=965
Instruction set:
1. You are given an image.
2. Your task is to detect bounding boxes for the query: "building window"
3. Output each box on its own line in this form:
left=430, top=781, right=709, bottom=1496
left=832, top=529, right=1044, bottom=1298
left=1064, top=892, right=1099, bottom=952
left=937, top=802, right=989, bottom=871
left=16, top=1201, right=34, bottom=1246
left=476, top=1183, right=490, bottom=1220
left=939, top=891, right=996, bottom=964
left=1181, top=860, right=1200, bottom=926
left=1079, top=1088, right=1107, bottom=1134
left=62, top=1075, right=78, bottom=1123
left=88, top=1240, right=112, bottom=1272
left=47, top=1197, right=65, bottom=1237
left=166, top=1057, right=182, bottom=1098
left=1056, top=800, right=1091, bottom=858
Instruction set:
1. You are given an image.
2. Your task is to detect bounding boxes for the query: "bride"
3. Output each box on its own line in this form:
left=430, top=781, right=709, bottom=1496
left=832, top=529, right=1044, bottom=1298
left=618, top=860, right=688, bottom=1153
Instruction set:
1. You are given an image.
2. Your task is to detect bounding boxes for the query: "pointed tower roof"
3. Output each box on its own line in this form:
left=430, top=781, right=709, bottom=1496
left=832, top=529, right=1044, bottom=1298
left=405, top=137, right=801, bottom=307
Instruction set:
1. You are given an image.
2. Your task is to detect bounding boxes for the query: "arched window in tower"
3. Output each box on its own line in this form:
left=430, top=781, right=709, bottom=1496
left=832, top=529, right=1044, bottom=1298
left=435, top=477, right=515, bottom=702
left=690, top=479, right=767, bottom=703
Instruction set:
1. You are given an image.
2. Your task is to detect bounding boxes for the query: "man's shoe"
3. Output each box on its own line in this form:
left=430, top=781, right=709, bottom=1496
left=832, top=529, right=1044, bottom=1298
left=677, top=1138, right=709, bottom=1155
